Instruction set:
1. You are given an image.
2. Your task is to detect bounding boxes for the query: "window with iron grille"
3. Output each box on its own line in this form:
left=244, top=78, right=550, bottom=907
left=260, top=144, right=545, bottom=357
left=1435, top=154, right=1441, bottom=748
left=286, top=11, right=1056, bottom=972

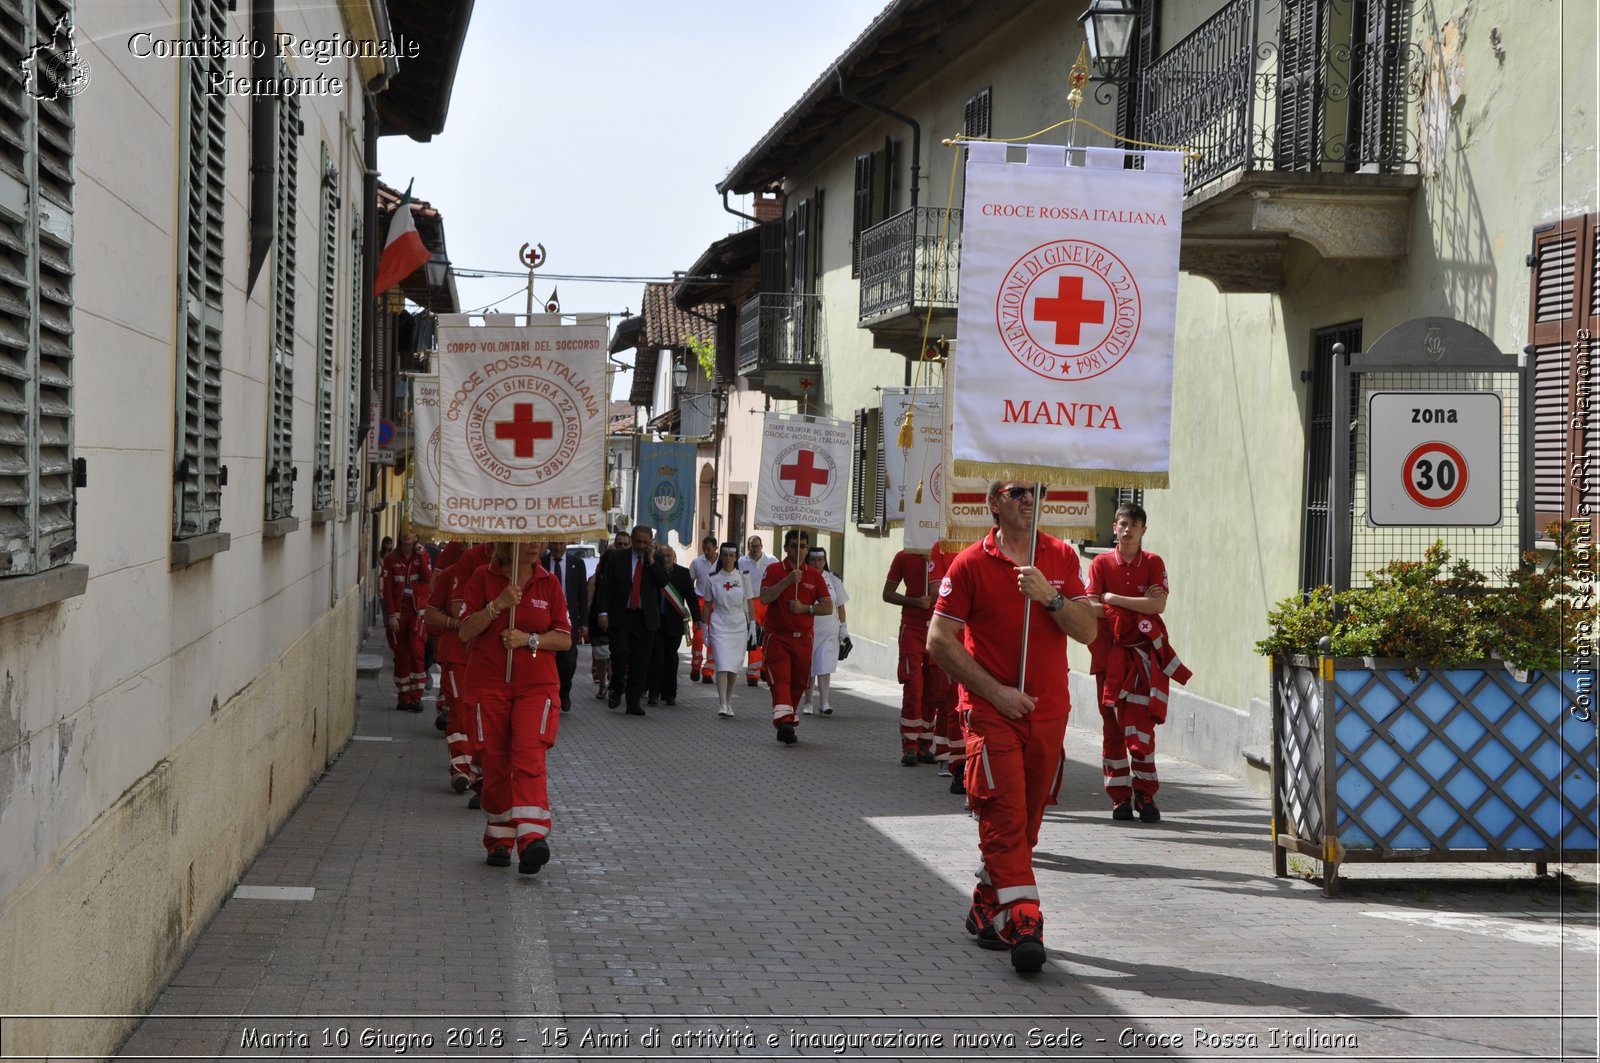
left=0, top=0, right=76, bottom=577
left=171, top=0, right=227, bottom=542
left=266, top=69, right=299, bottom=525
left=313, top=143, right=338, bottom=515
left=346, top=216, right=363, bottom=510
left=963, top=86, right=991, bottom=140
left=851, top=407, right=885, bottom=530
left=1527, top=213, right=1598, bottom=535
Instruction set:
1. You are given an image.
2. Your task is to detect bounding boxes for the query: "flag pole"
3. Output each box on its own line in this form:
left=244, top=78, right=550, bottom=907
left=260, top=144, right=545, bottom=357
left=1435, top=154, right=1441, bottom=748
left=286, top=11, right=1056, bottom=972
left=1015, top=483, right=1045, bottom=692
left=506, top=541, right=519, bottom=681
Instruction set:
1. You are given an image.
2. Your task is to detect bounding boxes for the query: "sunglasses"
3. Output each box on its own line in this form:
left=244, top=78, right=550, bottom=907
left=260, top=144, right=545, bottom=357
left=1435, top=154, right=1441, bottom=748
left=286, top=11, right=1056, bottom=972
left=1001, top=485, right=1036, bottom=499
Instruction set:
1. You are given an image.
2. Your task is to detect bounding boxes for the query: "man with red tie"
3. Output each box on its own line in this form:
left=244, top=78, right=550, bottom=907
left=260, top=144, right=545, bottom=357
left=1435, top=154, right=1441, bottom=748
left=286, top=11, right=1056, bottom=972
left=594, top=525, right=670, bottom=715
left=758, top=529, right=832, bottom=745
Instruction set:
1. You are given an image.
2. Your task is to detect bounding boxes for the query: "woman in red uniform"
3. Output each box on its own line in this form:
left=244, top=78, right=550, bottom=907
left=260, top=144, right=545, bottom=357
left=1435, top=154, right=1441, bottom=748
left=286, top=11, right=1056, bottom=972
left=457, top=541, right=573, bottom=873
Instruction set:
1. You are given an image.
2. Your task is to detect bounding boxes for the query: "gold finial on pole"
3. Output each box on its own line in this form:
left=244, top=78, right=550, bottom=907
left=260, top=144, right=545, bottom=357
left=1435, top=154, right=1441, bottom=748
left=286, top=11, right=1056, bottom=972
left=1067, top=41, right=1090, bottom=113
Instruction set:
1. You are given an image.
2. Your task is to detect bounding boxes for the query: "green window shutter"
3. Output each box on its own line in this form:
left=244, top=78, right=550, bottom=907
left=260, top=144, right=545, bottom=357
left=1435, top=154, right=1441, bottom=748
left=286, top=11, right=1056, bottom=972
left=0, top=0, right=76, bottom=576
left=266, top=68, right=299, bottom=523
left=346, top=216, right=363, bottom=510
left=173, top=0, right=227, bottom=539
left=313, top=142, right=337, bottom=513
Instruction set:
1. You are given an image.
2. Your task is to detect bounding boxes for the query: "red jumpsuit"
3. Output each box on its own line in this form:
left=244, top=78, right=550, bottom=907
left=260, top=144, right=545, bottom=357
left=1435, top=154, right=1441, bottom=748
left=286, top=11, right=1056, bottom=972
left=459, top=561, right=570, bottom=860
left=381, top=546, right=433, bottom=709
left=935, top=529, right=1088, bottom=942
left=433, top=543, right=491, bottom=789
left=688, top=555, right=717, bottom=681
left=887, top=548, right=960, bottom=763
left=759, top=559, right=831, bottom=731
left=1087, top=549, right=1185, bottom=805
left=739, top=554, right=777, bottom=685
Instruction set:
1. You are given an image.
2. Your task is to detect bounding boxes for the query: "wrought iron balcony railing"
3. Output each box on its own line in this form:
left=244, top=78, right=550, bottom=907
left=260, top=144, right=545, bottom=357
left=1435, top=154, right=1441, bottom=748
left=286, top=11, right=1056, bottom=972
left=1138, top=0, right=1420, bottom=197
left=737, top=292, right=823, bottom=377
left=857, top=206, right=961, bottom=326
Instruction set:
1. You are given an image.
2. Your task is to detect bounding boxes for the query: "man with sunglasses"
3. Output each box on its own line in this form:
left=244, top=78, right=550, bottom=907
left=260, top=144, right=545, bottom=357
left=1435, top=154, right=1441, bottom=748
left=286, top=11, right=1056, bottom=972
left=758, top=529, right=832, bottom=745
left=928, top=481, right=1096, bottom=974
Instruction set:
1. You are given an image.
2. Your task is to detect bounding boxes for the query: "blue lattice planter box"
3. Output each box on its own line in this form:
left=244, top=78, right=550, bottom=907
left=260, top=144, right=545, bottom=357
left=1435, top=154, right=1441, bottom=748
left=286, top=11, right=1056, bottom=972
left=1271, top=656, right=1598, bottom=895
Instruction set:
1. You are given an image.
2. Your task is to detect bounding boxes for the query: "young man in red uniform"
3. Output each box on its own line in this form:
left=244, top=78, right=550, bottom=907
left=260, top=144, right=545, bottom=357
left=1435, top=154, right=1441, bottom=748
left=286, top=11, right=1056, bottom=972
left=381, top=532, right=433, bottom=712
left=424, top=541, right=492, bottom=794
left=1087, top=502, right=1188, bottom=824
left=882, top=545, right=957, bottom=773
left=758, top=529, right=832, bottom=745
left=457, top=541, right=573, bottom=873
left=929, top=481, right=1097, bottom=974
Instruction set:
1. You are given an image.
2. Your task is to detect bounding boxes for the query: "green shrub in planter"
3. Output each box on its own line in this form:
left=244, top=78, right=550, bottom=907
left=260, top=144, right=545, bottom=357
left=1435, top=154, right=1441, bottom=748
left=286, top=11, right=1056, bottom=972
left=1256, top=523, right=1587, bottom=673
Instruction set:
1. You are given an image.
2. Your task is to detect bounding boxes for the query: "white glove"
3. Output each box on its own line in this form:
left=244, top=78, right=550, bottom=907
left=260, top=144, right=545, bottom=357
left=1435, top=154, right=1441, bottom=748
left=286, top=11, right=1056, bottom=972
left=838, top=624, right=849, bottom=641
left=747, top=621, right=758, bottom=643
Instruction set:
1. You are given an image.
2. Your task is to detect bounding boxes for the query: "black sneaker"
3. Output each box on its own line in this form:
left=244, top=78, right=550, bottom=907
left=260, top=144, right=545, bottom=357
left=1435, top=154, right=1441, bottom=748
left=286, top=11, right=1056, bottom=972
left=965, top=904, right=1007, bottom=951
left=1006, top=904, right=1047, bottom=974
left=776, top=723, right=797, bottom=745
left=451, top=774, right=470, bottom=794
left=1137, top=795, right=1161, bottom=823
left=1112, top=800, right=1134, bottom=821
left=916, top=752, right=937, bottom=764
left=607, top=689, right=623, bottom=709
left=485, top=847, right=511, bottom=867
left=746, top=677, right=760, bottom=687
left=950, top=775, right=966, bottom=795
left=467, top=793, right=481, bottom=810
left=901, top=751, right=918, bottom=766
left=518, top=838, right=550, bottom=875
left=435, top=711, right=449, bottom=732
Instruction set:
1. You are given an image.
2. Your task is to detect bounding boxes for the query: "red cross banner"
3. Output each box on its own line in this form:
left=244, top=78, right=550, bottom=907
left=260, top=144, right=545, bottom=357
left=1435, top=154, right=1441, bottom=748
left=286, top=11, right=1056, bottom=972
left=434, top=315, right=608, bottom=540
left=409, top=376, right=441, bottom=529
left=952, top=142, right=1183, bottom=488
left=755, top=412, right=852, bottom=532
left=881, top=386, right=942, bottom=526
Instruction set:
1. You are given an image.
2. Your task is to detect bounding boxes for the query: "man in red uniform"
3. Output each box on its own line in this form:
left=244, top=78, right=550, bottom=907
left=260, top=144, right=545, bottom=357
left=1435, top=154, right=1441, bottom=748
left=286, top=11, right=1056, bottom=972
left=381, top=532, right=433, bottom=712
left=738, top=535, right=779, bottom=686
left=758, top=529, right=832, bottom=745
left=422, top=540, right=467, bottom=734
left=929, top=481, right=1097, bottom=974
left=882, top=545, right=956, bottom=771
left=424, top=541, right=491, bottom=792
left=1087, top=502, right=1188, bottom=824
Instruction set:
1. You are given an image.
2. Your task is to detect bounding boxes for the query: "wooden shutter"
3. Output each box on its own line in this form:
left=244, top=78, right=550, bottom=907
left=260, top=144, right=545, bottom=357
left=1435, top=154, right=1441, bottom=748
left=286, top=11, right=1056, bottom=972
left=1119, top=2, right=1158, bottom=147
left=346, top=215, right=363, bottom=510
left=0, top=0, right=76, bottom=575
left=313, top=144, right=338, bottom=513
left=852, top=407, right=884, bottom=530
left=266, top=72, right=300, bottom=523
left=851, top=152, right=875, bottom=278
left=173, top=0, right=227, bottom=539
left=1355, top=0, right=1405, bottom=170
left=1528, top=215, right=1597, bottom=534
left=1275, top=0, right=1326, bottom=171
left=758, top=216, right=785, bottom=295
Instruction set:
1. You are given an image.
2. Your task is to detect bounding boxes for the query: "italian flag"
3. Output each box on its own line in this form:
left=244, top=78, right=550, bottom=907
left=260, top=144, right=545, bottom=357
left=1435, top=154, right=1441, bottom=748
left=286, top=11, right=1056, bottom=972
left=372, top=180, right=432, bottom=296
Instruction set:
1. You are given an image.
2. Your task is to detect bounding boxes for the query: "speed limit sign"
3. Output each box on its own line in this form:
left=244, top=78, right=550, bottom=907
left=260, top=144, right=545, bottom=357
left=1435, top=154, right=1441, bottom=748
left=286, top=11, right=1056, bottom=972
left=1367, top=392, right=1502, bottom=526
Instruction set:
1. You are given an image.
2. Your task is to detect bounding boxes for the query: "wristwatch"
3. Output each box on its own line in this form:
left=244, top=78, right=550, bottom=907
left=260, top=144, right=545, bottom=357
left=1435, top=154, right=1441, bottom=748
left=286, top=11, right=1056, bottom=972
left=1045, top=591, right=1066, bottom=612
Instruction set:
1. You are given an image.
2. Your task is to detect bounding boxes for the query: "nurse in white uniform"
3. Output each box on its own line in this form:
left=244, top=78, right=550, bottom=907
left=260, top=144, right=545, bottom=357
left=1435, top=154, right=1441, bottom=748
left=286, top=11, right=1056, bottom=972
left=706, top=543, right=755, bottom=717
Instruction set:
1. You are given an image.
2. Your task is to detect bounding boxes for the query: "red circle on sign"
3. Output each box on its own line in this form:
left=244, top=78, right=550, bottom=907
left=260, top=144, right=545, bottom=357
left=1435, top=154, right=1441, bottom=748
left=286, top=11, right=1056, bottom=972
left=1402, top=441, right=1469, bottom=508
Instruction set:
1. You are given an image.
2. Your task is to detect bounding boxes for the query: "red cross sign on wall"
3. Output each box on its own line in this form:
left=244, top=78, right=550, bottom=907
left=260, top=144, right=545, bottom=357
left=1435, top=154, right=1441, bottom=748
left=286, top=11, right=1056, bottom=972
left=1033, top=275, right=1105, bottom=346
left=493, top=403, right=554, bottom=457
left=779, top=449, right=831, bottom=498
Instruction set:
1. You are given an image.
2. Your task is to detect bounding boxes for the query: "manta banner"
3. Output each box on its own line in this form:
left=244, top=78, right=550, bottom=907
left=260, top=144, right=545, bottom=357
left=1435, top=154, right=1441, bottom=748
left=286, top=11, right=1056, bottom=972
left=951, top=142, right=1183, bottom=488
left=435, top=314, right=608, bottom=541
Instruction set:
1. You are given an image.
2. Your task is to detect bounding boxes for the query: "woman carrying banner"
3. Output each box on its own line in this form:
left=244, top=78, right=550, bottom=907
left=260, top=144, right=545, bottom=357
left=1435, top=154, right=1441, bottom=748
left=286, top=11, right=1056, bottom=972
left=457, top=540, right=573, bottom=873
left=801, top=546, right=849, bottom=716
left=705, top=543, right=754, bottom=718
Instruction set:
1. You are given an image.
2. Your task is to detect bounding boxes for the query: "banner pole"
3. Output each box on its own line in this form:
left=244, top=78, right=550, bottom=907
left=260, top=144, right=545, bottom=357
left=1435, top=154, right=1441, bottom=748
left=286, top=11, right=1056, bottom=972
left=1015, top=483, right=1044, bottom=692
left=506, top=541, right=519, bottom=681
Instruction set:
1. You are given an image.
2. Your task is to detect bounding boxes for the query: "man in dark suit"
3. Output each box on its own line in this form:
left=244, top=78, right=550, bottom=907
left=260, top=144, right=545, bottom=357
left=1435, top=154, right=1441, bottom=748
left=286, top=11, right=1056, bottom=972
left=542, top=542, right=590, bottom=712
left=648, top=545, right=702, bottom=706
left=595, top=525, right=670, bottom=715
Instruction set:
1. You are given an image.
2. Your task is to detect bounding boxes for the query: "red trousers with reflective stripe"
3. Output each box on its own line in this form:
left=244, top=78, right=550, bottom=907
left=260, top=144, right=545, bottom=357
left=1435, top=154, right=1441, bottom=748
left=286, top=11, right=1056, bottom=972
left=387, top=608, right=427, bottom=702
left=690, top=597, right=707, bottom=676
left=764, top=631, right=811, bottom=726
left=932, top=674, right=965, bottom=770
left=963, top=709, right=1067, bottom=921
left=897, top=623, right=940, bottom=753
left=441, top=664, right=481, bottom=785
left=476, top=683, right=560, bottom=855
left=1098, top=680, right=1158, bottom=803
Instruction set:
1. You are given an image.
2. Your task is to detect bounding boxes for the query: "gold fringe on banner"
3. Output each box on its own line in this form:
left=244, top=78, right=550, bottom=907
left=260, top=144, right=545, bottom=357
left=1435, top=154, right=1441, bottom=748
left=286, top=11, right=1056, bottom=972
left=950, top=460, right=1170, bottom=491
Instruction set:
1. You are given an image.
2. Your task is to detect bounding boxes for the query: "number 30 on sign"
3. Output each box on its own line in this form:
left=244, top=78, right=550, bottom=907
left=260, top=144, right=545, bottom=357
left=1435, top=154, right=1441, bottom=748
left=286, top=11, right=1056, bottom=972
left=1366, top=392, right=1502, bottom=527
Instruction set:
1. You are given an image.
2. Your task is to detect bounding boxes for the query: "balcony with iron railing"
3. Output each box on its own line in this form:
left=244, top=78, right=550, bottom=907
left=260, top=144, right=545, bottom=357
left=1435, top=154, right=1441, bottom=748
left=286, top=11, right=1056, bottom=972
left=856, top=206, right=962, bottom=357
left=1135, top=0, right=1422, bottom=291
left=738, top=292, right=823, bottom=401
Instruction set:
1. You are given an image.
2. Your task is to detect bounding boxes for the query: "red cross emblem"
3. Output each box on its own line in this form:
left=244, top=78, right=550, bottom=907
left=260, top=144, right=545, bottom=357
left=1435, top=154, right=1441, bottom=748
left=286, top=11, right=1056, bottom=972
left=778, top=449, right=831, bottom=498
left=722, top=580, right=738, bottom=591
left=493, top=403, right=554, bottom=457
left=1033, top=275, right=1105, bottom=346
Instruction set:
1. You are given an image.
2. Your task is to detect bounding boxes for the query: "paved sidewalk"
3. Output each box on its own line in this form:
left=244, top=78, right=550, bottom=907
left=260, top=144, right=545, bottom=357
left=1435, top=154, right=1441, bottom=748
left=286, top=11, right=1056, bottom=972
left=111, top=637, right=1597, bottom=1061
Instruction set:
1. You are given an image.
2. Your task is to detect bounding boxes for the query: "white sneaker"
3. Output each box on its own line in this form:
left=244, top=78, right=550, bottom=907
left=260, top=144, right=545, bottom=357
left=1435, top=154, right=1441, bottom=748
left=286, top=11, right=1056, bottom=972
left=717, top=705, right=734, bottom=718
left=802, top=704, right=815, bottom=715
left=819, top=704, right=833, bottom=716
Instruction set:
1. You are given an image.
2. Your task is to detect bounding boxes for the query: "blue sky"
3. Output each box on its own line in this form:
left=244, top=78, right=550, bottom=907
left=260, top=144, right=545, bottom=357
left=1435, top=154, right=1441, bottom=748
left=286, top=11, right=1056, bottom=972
left=380, top=0, right=885, bottom=390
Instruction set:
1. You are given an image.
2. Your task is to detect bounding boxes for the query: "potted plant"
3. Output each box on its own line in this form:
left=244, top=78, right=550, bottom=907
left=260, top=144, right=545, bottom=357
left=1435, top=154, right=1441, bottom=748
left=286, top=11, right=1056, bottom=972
left=1258, top=525, right=1596, bottom=895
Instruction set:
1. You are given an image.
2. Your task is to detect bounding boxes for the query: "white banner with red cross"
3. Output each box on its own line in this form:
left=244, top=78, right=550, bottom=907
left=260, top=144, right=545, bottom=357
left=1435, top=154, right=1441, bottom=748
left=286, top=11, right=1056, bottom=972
left=435, top=314, right=608, bottom=541
left=951, top=142, right=1183, bottom=488
left=755, top=412, right=852, bottom=532
left=881, top=386, right=942, bottom=527
left=409, top=376, right=441, bottom=529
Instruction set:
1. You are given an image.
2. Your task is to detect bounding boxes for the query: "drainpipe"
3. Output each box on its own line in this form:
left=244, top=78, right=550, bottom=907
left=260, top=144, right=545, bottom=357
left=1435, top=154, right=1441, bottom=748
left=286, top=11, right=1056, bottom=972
left=721, top=189, right=759, bottom=224
left=835, top=65, right=920, bottom=211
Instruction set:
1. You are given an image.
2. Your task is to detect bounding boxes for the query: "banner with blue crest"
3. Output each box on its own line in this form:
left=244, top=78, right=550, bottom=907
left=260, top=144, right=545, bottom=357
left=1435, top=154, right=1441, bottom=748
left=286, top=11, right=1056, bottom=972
left=637, top=438, right=697, bottom=545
